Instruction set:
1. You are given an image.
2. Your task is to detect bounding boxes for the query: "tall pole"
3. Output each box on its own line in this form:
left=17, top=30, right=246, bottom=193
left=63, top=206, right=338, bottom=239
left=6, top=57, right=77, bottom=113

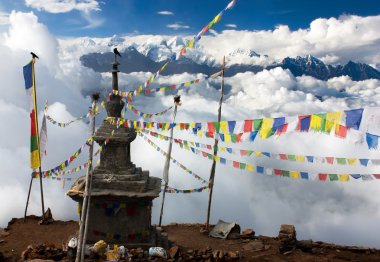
left=32, top=57, right=46, bottom=220
left=159, top=95, right=181, bottom=227
left=24, top=54, right=45, bottom=221
left=23, top=177, right=34, bottom=221
left=206, top=56, right=225, bottom=230
left=76, top=95, right=98, bottom=262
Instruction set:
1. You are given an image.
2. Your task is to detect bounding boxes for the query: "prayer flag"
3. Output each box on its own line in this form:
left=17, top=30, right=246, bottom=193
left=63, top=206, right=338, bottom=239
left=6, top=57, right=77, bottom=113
left=40, top=111, right=48, bottom=157
left=23, top=60, right=41, bottom=169
left=366, top=133, right=379, bottom=149
left=326, top=111, right=342, bottom=133
left=359, top=159, right=369, bottom=166
left=260, top=118, right=274, bottom=138
left=297, top=115, right=311, bottom=132
left=339, top=174, right=349, bottom=182
left=345, top=108, right=363, bottom=130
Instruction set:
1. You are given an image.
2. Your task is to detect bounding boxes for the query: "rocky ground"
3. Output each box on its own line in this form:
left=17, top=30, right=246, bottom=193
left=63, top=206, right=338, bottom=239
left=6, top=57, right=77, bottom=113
left=1, top=216, right=380, bottom=261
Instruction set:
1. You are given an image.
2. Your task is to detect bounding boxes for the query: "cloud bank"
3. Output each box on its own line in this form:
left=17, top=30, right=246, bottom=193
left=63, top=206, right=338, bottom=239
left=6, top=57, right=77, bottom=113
left=25, top=0, right=100, bottom=14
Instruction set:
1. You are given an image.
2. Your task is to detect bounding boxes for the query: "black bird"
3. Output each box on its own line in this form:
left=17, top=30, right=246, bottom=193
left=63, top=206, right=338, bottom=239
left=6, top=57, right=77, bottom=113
left=174, top=95, right=181, bottom=105
left=113, top=48, right=121, bottom=57
left=31, top=52, right=39, bottom=59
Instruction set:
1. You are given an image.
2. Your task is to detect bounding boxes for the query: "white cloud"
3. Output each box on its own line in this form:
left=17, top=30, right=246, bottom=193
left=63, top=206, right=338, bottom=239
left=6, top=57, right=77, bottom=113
left=158, top=10, right=174, bottom=16
left=225, top=23, right=237, bottom=28
left=166, top=23, right=190, bottom=30
left=0, top=11, right=9, bottom=25
left=200, top=15, right=380, bottom=66
left=24, top=0, right=104, bottom=28
left=25, top=0, right=100, bottom=13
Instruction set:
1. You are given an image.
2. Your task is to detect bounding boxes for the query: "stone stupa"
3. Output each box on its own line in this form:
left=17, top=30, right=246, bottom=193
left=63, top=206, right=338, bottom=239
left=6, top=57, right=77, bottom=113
left=67, top=51, right=161, bottom=247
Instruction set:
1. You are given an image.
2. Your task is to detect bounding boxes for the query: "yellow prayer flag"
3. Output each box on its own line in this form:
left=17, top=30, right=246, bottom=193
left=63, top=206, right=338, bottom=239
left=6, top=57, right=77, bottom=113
left=214, top=155, right=220, bottom=162
left=347, top=158, right=357, bottom=165
left=255, top=151, right=262, bottom=157
left=259, top=118, right=274, bottom=139
left=339, top=174, right=350, bottom=182
left=224, top=133, right=231, bottom=143
left=296, top=155, right=305, bottom=162
left=220, top=147, right=226, bottom=152
left=220, top=121, right=229, bottom=134
left=246, top=164, right=254, bottom=172
left=213, top=13, right=222, bottom=24
left=326, top=111, right=342, bottom=132
left=310, top=115, right=323, bottom=131
left=290, top=171, right=300, bottom=179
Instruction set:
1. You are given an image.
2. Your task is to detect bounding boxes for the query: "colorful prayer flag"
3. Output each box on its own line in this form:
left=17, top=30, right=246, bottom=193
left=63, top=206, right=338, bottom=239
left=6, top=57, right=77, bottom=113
left=23, top=60, right=41, bottom=169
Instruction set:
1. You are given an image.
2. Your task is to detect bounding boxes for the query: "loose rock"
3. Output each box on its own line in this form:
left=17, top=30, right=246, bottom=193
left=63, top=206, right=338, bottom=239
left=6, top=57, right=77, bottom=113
left=241, top=229, right=255, bottom=239
left=168, top=246, right=179, bottom=259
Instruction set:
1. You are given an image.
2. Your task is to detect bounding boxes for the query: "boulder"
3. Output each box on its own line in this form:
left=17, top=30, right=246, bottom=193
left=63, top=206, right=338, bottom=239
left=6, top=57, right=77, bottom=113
left=278, top=224, right=296, bottom=240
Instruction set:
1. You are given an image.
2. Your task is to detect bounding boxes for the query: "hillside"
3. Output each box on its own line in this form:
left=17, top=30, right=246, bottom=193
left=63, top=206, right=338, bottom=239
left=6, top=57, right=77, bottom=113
left=1, top=216, right=379, bottom=261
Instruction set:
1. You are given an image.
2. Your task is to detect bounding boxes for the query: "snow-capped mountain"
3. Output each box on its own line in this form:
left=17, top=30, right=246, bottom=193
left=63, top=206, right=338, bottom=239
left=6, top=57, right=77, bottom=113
left=228, top=48, right=260, bottom=58
left=75, top=35, right=380, bottom=81
left=279, top=55, right=380, bottom=81
left=81, top=48, right=380, bottom=81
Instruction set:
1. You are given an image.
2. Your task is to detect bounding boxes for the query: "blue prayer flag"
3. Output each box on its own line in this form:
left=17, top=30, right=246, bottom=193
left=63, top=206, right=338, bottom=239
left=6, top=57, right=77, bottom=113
left=345, top=108, right=363, bottom=130
left=366, top=133, right=379, bottom=149
left=256, top=166, right=264, bottom=173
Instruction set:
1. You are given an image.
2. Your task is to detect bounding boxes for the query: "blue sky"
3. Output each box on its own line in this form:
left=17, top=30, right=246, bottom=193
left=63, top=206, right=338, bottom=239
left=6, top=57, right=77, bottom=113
left=1, top=0, right=380, bottom=37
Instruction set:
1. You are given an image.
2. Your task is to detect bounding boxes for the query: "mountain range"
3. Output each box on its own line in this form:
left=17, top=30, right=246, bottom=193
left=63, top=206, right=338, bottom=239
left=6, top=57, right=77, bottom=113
left=80, top=39, right=380, bottom=81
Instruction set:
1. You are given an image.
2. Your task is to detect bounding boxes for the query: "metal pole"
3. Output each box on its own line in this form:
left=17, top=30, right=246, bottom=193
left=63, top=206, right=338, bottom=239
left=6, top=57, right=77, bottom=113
left=206, top=56, right=225, bottom=230
left=159, top=96, right=181, bottom=226
left=76, top=96, right=97, bottom=262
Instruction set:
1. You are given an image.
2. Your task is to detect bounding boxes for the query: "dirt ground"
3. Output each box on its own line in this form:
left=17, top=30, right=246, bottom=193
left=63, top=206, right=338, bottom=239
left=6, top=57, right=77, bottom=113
left=1, top=216, right=380, bottom=261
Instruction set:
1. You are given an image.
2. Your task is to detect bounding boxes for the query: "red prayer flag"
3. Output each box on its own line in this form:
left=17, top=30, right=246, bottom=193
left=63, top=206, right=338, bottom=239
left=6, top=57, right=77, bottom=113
left=243, top=120, right=253, bottom=132
left=318, top=173, right=328, bottom=181
left=326, top=157, right=334, bottom=164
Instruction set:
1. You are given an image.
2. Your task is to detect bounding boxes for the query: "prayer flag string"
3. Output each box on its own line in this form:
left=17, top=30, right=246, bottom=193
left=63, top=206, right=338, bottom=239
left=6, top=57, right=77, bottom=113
left=142, top=129, right=380, bottom=167
left=138, top=132, right=208, bottom=183
left=120, top=0, right=237, bottom=97
left=45, top=102, right=104, bottom=127
left=106, top=107, right=380, bottom=149
left=122, top=103, right=173, bottom=119
left=164, top=185, right=209, bottom=193
left=31, top=137, right=94, bottom=177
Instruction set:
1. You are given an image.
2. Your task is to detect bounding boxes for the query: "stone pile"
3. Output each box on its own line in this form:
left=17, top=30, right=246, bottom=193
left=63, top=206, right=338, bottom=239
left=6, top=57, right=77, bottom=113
left=278, top=224, right=297, bottom=253
left=163, top=246, right=241, bottom=261
left=21, top=244, right=65, bottom=261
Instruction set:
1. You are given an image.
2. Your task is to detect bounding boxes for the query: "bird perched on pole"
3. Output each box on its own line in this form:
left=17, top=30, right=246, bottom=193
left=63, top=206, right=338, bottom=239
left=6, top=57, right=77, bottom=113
left=31, top=52, right=39, bottom=59
left=113, top=48, right=121, bottom=64
left=174, top=95, right=182, bottom=106
left=113, top=48, right=121, bottom=57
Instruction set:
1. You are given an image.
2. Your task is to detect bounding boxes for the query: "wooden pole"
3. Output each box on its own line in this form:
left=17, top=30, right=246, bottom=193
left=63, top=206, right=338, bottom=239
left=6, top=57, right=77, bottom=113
left=24, top=176, right=34, bottom=221
left=23, top=55, right=46, bottom=221
left=80, top=96, right=98, bottom=261
left=206, top=56, right=225, bottom=230
left=32, top=58, right=46, bottom=219
left=159, top=96, right=181, bottom=227
left=76, top=96, right=97, bottom=262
